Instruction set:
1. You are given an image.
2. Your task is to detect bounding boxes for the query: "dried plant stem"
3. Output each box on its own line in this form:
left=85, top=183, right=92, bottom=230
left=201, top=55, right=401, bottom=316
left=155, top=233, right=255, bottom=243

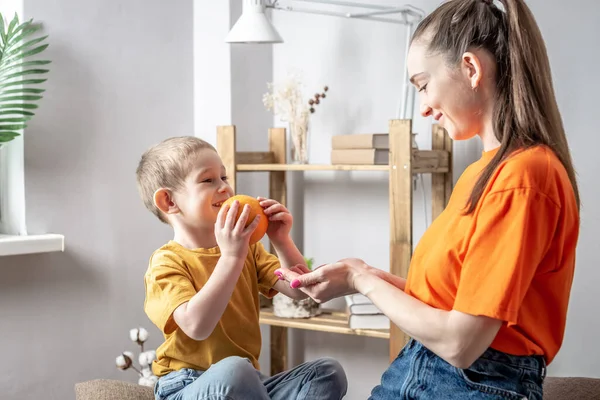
left=130, top=365, right=142, bottom=376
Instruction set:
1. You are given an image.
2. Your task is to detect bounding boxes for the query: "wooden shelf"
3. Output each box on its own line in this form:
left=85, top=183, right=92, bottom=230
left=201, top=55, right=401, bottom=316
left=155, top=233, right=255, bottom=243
left=260, top=307, right=390, bottom=339
left=237, top=164, right=389, bottom=172
left=217, top=121, right=453, bottom=374
left=235, top=149, right=449, bottom=174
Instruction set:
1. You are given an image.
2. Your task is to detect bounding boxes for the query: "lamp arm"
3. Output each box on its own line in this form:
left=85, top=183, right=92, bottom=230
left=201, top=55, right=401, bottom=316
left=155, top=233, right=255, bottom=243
left=266, top=0, right=425, bottom=25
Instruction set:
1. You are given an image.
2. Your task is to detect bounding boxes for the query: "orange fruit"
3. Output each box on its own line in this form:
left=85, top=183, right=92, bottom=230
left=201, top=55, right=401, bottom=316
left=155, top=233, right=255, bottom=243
left=222, top=194, right=269, bottom=245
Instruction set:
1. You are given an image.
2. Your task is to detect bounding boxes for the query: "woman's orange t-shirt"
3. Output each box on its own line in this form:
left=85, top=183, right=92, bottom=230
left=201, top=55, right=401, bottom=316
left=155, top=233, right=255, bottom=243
left=405, top=145, right=579, bottom=364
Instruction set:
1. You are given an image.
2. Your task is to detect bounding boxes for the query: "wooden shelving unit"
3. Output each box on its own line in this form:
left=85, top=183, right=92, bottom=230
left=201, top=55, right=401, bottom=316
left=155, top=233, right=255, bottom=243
left=260, top=307, right=390, bottom=339
left=217, top=119, right=453, bottom=376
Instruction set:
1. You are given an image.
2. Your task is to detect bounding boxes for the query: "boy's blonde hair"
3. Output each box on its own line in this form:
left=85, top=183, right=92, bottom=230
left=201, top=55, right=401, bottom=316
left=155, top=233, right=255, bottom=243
left=136, top=136, right=216, bottom=223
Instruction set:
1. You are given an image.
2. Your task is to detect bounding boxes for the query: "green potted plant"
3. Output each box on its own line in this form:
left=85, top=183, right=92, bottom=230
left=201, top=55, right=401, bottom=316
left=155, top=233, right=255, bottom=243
left=0, top=12, right=50, bottom=145
left=273, top=256, right=322, bottom=318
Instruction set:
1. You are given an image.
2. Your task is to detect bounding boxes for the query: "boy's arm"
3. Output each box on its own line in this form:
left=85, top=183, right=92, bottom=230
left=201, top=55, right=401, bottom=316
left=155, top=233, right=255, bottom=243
left=271, top=235, right=309, bottom=300
left=173, top=255, right=245, bottom=341
left=174, top=200, right=259, bottom=340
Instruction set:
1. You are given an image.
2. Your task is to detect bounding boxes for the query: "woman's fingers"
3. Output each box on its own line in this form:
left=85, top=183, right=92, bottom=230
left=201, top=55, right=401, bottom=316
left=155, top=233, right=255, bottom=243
left=275, top=268, right=301, bottom=282
left=291, top=270, right=322, bottom=288
left=294, top=264, right=312, bottom=274
left=289, top=265, right=304, bottom=275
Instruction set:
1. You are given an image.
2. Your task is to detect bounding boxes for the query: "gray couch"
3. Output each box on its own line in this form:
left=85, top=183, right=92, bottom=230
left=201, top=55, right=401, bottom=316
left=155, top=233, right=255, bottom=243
left=75, top=376, right=600, bottom=399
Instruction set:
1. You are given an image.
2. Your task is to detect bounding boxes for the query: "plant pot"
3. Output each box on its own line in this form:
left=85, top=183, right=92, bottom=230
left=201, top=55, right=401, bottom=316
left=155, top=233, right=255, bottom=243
left=272, top=293, right=321, bottom=319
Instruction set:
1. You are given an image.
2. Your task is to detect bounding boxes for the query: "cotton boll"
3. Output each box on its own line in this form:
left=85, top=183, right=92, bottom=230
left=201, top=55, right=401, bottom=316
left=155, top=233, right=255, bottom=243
left=116, top=353, right=133, bottom=370
left=146, top=350, right=156, bottom=362
left=139, top=370, right=158, bottom=387
left=130, top=327, right=149, bottom=344
left=115, top=355, right=127, bottom=369
left=139, top=353, right=149, bottom=367
left=138, top=328, right=149, bottom=342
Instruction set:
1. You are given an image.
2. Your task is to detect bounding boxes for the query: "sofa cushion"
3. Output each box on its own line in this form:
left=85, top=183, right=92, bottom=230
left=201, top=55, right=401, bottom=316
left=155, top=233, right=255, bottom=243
left=75, top=376, right=600, bottom=400
left=545, top=376, right=600, bottom=400
left=75, top=379, right=154, bottom=400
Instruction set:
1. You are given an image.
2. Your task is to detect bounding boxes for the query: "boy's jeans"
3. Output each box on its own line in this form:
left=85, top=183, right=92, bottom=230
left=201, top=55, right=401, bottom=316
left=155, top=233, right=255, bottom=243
left=154, top=356, right=347, bottom=400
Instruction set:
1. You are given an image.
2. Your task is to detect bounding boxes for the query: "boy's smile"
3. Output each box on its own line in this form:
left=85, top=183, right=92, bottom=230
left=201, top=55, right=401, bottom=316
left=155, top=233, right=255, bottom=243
left=170, top=148, right=234, bottom=230
left=211, top=200, right=226, bottom=210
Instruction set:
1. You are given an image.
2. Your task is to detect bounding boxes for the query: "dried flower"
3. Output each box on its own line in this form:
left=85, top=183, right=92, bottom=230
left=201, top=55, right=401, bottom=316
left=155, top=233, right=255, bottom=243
left=263, top=72, right=329, bottom=163
left=262, top=72, right=308, bottom=123
left=324, top=86, right=329, bottom=91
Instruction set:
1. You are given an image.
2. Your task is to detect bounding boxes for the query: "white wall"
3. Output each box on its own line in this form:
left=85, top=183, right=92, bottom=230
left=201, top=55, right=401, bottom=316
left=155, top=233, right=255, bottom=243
left=529, top=0, right=600, bottom=377
left=0, top=1, right=193, bottom=399
left=266, top=0, right=600, bottom=398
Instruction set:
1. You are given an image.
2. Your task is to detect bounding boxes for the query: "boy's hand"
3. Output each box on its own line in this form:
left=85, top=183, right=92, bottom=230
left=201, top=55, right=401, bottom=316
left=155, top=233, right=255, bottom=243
left=215, top=200, right=260, bottom=260
left=258, top=197, right=292, bottom=245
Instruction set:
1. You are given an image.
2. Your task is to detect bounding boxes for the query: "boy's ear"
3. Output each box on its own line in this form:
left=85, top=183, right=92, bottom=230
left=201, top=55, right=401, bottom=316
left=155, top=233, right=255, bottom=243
left=154, top=188, right=180, bottom=215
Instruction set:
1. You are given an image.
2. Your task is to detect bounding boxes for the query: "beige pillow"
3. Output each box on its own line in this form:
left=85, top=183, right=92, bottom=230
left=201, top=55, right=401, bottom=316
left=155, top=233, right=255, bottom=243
left=75, top=379, right=154, bottom=400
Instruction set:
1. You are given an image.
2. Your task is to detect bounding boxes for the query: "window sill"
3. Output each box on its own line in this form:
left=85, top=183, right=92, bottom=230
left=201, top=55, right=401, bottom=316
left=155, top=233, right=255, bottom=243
left=0, top=234, right=65, bottom=257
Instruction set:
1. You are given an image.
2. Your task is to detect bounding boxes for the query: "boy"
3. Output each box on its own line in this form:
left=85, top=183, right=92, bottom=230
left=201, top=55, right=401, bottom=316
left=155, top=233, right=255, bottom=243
left=136, top=136, right=347, bottom=400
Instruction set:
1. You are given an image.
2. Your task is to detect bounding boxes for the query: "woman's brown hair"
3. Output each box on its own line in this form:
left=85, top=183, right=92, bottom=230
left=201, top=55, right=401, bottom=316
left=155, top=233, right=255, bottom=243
left=412, top=0, right=579, bottom=213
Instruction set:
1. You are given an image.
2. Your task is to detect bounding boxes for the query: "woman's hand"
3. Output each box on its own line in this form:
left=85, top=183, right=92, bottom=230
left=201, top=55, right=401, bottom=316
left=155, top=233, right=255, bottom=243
left=275, top=258, right=373, bottom=303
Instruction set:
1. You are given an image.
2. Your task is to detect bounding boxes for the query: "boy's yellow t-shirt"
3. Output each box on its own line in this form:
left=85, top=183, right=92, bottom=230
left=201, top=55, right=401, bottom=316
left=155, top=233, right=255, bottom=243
left=144, top=240, right=280, bottom=377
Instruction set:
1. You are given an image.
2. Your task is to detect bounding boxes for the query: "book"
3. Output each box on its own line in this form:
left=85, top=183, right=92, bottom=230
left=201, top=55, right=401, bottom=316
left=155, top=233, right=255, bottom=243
left=331, top=133, right=389, bottom=150
left=349, top=313, right=390, bottom=330
left=331, top=149, right=389, bottom=165
left=345, top=295, right=382, bottom=315
left=346, top=294, right=372, bottom=304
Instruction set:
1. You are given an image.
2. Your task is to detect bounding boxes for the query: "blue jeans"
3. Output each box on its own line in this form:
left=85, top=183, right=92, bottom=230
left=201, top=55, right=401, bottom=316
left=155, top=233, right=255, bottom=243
left=370, top=339, right=546, bottom=400
left=154, top=356, right=347, bottom=400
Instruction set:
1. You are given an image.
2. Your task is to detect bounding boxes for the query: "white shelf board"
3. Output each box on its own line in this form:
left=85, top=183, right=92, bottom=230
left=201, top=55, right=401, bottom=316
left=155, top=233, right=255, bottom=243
left=0, top=234, right=65, bottom=256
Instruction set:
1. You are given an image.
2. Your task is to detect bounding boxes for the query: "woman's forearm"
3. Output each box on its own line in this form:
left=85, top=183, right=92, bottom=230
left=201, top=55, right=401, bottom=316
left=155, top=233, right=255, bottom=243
left=355, top=272, right=499, bottom=368
left=356, top=273, right=451, bottom=352
left=369, top=268, right=407, bottom=291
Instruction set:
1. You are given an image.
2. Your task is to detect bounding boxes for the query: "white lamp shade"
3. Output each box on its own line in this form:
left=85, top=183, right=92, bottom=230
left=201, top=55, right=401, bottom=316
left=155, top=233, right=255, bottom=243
left=226, top=0, right=283, bottom=44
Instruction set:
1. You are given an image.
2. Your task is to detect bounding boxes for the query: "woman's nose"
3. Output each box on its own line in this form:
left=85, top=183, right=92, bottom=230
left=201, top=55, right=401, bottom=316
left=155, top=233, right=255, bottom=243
left=420, top=100, right=432, bottom=118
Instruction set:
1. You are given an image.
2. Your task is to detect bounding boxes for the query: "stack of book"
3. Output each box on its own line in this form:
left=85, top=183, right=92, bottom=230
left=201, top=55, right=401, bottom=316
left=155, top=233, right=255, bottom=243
left=330, top=133, right=389, bottom=165
left=344, top=293, right=390, bottom=330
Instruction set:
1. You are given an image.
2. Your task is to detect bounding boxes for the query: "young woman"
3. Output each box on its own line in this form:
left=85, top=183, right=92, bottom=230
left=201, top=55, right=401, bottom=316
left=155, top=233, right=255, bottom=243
left=274, top=0, right=580, bottom=398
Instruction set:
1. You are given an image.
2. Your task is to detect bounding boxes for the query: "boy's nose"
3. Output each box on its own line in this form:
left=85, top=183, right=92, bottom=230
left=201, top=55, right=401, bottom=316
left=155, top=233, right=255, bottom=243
left=217, top=182, right=229, bottom=193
